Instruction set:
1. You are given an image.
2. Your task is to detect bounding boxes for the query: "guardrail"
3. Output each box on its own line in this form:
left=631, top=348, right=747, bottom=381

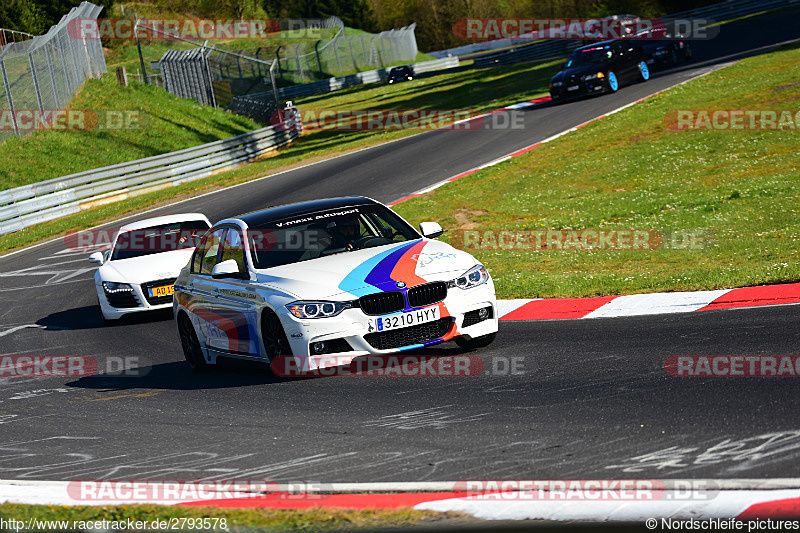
left=470, top=0, right=798, bottom=68
left=272, top=56, right=460, bottom=100
left=0, top=108, right=302, bottom=236
left=474, top=40, right=582, bottom=68
left=663, top=0, right=797, bottom=21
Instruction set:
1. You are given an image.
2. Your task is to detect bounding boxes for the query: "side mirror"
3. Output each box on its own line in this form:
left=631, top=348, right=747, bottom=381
left=419, top=222, right=444, bottom=239
left=88, top=252, right=104, bottom=264
left=212, top=259, right=242, bottom=279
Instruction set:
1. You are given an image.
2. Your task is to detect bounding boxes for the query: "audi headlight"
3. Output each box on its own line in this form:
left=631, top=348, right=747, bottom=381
left=286, top=301, right=351, bottom=319
left=102, top=281, right=133, bottom=293
left=448, top=265, right=490, bottom=290
left=551, top=81, right=563, bottom=87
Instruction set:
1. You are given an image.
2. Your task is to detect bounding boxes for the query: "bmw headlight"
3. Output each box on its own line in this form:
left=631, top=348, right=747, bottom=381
left=551, top=81, right=563, bottom=87
left=448, top=265, right=490, bottom=290
left=102, top=281, right=133, bottom=293
left=581, top=72, right=605, bottom=81
left=286, top=301, right=351, bottom=319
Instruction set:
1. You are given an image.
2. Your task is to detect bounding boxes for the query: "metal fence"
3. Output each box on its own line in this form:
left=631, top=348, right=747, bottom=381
left=160, top=47, right=217, bottom=106
left=153, top=17, right=420, bottom=117
left=0, top=29, right=34, bottom=47
left=272, top=21, right=419, bottom=84
left=473, top=40, right=582, bottom=68
left=0, top=1, right=106, bottom=143
left=274, top=56, right=460, bottom=99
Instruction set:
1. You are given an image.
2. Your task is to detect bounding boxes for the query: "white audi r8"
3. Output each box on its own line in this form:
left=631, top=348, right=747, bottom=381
left=173, top=197, right=497, bottom=372
left=90, top=214, right=211, bottom=321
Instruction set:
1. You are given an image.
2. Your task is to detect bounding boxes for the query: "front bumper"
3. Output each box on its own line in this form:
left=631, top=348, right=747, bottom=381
left=279, top=279, right=498, bottom=369
left=95, top=279, right=174, bottom=320
left=550, top=79, right=608, bottom=100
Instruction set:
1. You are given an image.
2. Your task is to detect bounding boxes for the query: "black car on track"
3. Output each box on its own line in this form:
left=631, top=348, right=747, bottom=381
left=636, top=37, right=692, bottom=67
left=387, top=65, right=414, bottom=84
left=549, top=40, right=649, bottom=102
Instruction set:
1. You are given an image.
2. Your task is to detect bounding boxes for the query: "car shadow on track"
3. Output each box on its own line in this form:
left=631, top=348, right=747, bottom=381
left=65, top=359, right=287, bottom=391
left=64, top=345, right=473, bottom=391
left=36, top=305, right=173, bottom=330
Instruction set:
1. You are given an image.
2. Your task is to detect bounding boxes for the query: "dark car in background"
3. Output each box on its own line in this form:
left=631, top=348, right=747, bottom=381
left=387, top=65, right=414, bottom=84
left=636, top=37, right=692, bottom=67
left=582, top=14, right=641, bottom=43
left=549, top=40, right=649, bottom=102
left=633, top=26, right=693, bottom=68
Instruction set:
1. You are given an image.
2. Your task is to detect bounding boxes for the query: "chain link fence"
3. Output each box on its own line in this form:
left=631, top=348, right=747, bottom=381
left=0, top=1, right=107, bottom=143
left=270, top=18, right=418, bottom=84
left=154, top=17, right=419, bottom=122
left=159, top=45, right=278, bottom=122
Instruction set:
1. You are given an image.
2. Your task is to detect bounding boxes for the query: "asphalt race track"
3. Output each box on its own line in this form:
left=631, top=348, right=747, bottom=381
left=1, top=10, right=800, bottom=483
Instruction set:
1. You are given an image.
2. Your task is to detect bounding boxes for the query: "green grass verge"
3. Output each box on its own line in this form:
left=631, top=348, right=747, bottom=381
left=0, top=503, right=452, bottom=531
left=0, top=74, right=263, bottom=191
left=392, top=43, right=800, bottom=298
left=0, top=59, right=558, bottom=254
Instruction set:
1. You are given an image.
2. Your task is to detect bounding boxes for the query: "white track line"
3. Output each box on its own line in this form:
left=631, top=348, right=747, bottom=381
left=583, top=289, right=735, bottom=318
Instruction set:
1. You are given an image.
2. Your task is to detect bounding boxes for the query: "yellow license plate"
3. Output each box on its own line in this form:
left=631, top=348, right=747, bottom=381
left=148, top=285, right=174, bottom=298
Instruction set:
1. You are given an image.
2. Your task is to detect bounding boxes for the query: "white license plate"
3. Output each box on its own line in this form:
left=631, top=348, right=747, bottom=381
left=369, top=307, right=440, bottom=332
left=567, top=85, right=579, bottom=91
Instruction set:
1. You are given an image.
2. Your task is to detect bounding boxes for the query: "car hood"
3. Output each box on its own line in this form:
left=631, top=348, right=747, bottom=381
left=552, top=64, right=609, bottom=81
left=254, top=239, right=478, bottom=299
left=98, top=249, right=194, bottom=284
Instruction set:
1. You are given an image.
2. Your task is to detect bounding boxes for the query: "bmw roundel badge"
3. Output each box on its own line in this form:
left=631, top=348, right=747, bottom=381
left=396, top=281, right=406, bottom=288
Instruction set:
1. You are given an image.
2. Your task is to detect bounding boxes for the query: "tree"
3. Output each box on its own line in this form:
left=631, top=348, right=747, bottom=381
left=30, top=0, right=114, bottom=32
left=262, top=0, right=377, bottom=32
left=0, top=0, right=47, bottom=35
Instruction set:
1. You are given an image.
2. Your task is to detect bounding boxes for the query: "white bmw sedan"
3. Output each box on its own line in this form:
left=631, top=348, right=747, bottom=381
left=90, top=214, right=211, bottom=322
left=173, top=197, right=497, bottom=372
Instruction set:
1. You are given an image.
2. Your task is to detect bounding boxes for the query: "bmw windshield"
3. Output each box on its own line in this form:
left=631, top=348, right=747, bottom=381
left=566, top=47, right=613, bottom=67
left=248, top=205, right=421, bottom=269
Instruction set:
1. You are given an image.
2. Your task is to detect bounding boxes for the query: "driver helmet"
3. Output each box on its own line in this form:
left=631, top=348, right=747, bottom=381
left=331, top=216, right=360, bottom=241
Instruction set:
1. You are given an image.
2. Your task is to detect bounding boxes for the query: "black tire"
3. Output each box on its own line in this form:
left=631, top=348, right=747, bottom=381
left=178, top=312, right=208, bottom=372
left=455, top=332, right=497, bottom=350
left=261, top=309, right=293, bottom=359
